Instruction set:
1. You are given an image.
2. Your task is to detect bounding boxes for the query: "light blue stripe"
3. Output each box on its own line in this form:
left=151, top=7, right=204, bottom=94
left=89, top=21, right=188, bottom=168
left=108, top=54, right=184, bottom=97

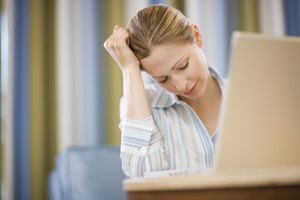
left=149, top=0, right=167, bottom=5
left=122, top=125, right=153, bottom=133
left=122, top=136, right=149, bottom=146
left=159, top=150, right=163, bottom=168
left=155, top=89, right=164, bottom=105
left=123, top=118, right=154, bottom=127
left=82, top=0, right=102, bottom=145
left=176, top=111, right=189, bottom=167
left=122, top=135, right=150, bottom=143
left=168, top=110, right=177, bottom=168
left=188, top=109, right=209, bottom=165
left=166, top=95, right=171, bottom=106
left=122, top=142, right=144, bottom=149
left=13, top=0, right=30, bottom=199
left=149, top=134, right=161, bottom=145
left=188, top=106, right=214, bottom=167
left=123, top=120, right=154, bottom=130
left=284, top=0, right=300, bottom=36
left=137, top=157, right=143, bottom=176
left=122, top=140, right=148, bottom=148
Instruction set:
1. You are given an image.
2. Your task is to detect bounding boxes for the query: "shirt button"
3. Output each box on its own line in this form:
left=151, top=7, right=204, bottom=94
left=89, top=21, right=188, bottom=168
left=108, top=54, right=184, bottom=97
left=140, top=147, right=148, bottom=156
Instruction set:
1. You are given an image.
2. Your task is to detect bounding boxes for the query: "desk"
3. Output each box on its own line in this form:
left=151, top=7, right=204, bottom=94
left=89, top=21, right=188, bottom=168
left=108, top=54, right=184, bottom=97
left=123, top=171, right=300, bottom=200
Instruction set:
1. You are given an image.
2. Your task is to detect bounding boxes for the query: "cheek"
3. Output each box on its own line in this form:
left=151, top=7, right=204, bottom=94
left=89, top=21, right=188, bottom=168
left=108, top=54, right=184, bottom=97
left=186, top=63, right=200, bottom=79
left=190, top=59, right=207, bottom=78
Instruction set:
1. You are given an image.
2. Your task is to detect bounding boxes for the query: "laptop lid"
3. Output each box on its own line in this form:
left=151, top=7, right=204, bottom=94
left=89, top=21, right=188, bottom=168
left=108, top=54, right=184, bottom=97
left=214, top=32, right=300, bottom=174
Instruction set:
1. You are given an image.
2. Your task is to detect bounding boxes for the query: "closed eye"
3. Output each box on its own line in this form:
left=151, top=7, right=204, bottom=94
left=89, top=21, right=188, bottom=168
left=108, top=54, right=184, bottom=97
left=178, top=62, right=188, bottom=70
left=158, top=76, right=168, bottom=83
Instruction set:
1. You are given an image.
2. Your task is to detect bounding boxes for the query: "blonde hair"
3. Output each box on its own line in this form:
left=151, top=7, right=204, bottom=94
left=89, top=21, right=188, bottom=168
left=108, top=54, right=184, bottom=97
left=127, top=4, right=193, bottom=60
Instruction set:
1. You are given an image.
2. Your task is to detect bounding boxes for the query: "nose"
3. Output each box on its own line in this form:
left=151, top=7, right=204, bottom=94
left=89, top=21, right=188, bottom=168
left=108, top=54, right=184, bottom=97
left=172, top=76, right=188, bottom=92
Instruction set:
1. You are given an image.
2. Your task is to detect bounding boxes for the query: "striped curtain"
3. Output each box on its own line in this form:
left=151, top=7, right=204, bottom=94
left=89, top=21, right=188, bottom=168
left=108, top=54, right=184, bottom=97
left=2, top=0, right=300, bottom=199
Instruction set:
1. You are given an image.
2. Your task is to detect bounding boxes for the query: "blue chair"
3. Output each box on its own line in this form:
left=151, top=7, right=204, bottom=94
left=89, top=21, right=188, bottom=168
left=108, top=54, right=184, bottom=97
left=48, top=146, right=127, bottom=200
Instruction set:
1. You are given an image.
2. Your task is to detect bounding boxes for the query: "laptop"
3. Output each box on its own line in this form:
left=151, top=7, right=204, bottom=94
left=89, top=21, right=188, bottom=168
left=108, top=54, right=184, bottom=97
left=144, top=32, right=300, bottom=177
left=214, top=32, right=300, bottom=175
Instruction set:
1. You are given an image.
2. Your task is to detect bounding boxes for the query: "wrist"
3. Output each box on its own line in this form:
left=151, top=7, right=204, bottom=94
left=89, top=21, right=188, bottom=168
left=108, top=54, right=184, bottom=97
left=122, top=66, right=141, bottom=78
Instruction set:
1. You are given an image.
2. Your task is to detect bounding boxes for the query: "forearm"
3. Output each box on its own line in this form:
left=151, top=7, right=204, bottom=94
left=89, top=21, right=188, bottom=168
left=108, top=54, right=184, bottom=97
left=104, top=25, right=149, bottom=119
left=122, top=67, right=151, bottom=119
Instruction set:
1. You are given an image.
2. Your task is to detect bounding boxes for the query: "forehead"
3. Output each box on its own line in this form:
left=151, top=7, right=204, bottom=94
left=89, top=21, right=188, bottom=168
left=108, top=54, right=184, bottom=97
left=140, top=43, right=190, bottom=76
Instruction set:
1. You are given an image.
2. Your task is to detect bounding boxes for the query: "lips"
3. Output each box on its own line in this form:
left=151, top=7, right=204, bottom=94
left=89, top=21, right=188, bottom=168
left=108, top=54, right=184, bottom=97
left=184, top=82, right=197, bottom=96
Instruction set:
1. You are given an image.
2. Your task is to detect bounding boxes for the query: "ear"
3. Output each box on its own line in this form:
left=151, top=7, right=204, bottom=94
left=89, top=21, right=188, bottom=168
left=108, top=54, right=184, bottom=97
left=191, top=24, right=202, bottom=48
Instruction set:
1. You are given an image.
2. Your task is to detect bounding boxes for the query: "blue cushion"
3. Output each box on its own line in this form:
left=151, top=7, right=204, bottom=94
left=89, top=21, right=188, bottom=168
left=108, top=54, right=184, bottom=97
left=49, top=146, right=126, bottom=200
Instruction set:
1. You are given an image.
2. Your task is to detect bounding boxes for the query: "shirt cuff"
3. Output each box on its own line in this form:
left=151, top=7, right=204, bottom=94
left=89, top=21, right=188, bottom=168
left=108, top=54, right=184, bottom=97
left=120, top=116, right=155, bottom=150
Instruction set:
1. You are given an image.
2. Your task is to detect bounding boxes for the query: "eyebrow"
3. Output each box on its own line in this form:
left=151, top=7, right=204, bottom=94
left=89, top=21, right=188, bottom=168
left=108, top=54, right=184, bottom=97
left=153, top=56, right=185, bottom=78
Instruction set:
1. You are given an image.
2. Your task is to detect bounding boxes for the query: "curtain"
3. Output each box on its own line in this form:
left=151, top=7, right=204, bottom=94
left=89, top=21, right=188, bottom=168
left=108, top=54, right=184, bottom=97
left=56, top=0, right=103, bottom=151
left=3, top=1, right=299, bottom=199
left=29, top=0, right=57, bottom=199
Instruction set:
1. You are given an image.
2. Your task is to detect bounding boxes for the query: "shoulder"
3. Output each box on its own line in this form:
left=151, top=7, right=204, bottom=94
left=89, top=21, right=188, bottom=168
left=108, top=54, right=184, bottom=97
left=209, top=66, right=229, bottom=89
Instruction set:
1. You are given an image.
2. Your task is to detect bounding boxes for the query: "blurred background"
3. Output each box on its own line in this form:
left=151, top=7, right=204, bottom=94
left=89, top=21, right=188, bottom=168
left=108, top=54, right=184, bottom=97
left=0, top=0, right=299, bottom=199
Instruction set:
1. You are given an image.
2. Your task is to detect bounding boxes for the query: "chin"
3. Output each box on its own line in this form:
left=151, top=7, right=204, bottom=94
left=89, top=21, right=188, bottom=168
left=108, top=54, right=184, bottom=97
left=185, top=90, right=204, bottom=100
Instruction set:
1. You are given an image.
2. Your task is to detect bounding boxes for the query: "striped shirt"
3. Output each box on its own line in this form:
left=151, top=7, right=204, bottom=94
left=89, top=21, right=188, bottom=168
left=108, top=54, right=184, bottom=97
left=119, top=67, right=228, bottom=177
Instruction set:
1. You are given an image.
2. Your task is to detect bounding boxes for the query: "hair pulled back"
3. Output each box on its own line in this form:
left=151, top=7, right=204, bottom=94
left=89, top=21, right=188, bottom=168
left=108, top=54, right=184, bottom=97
left=127, top=4, right=193, bottom=60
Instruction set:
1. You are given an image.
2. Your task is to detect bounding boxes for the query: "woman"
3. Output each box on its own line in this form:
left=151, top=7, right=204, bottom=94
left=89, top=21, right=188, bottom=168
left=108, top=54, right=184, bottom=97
left=104, top=4, right=228, bottom=177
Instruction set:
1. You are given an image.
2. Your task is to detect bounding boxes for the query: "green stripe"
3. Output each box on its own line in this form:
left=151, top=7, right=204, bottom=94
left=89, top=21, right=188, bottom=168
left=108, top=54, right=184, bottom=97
left=169, top=0, right=186, bottom=15
left=103, top=0, right=124, bottom=145
left=238, top=0, right=260, bottom=32
left=29, top=0, right=57, bottom=199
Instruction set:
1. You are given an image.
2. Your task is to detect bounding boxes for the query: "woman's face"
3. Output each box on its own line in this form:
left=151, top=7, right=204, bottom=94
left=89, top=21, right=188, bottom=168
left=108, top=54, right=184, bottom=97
left=140, top=32, right=209, bottom=101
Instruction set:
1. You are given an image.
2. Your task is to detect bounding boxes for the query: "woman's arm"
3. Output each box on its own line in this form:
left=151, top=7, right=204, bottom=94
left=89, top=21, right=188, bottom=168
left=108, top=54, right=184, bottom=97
left=104, top=25, right=169, bottom=177
left=104, top=25, right=150, bottom=120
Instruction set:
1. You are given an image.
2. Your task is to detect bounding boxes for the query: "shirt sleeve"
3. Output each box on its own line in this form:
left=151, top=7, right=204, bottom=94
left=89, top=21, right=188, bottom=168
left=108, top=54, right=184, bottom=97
left=119, top=99, right=169, bottom=177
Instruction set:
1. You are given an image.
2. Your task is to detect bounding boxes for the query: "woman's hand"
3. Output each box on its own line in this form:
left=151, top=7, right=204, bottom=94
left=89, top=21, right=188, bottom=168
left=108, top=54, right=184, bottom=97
left=104, top=25, right=150, bottom=120
left=104, top=25, right=140, bottom=72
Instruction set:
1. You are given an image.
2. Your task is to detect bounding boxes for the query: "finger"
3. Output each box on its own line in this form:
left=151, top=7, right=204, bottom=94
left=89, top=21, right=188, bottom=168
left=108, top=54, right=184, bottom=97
left=110, top=32, right=129, bottom=47
left=114, top=25, right=121, bottom=32
left=113, top=25, right=128, bottom=37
